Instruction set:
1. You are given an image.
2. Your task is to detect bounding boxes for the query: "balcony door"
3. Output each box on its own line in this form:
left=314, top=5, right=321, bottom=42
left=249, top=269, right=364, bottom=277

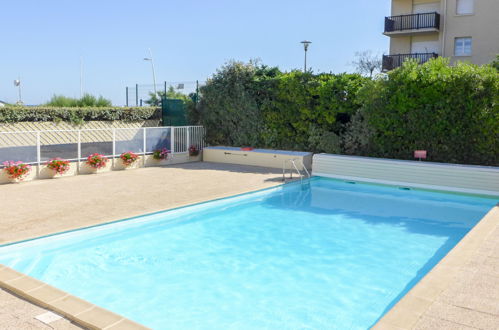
left=412, top=2, right=440, bottom=29
left=413, top=2, right=440, bottom=14
left=411, top=36, right=440, bottom=55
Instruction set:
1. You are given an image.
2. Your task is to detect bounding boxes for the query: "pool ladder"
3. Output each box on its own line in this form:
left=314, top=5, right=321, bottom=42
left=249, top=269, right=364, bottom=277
left=282, top=158, right=311, bottom=184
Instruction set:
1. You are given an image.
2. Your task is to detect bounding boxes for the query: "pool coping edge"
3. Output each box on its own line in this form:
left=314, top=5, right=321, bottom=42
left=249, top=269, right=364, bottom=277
left=0, top=267, right=150, bottom=330
left=372, top=204, right=499, bottom=329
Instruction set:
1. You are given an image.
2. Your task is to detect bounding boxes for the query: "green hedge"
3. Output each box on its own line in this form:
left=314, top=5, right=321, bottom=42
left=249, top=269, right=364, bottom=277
left=361, top=58, right=498, bottom=166
left=193, top=61, right=368, bottom=153
left=191, top=58, right=498, bottom=166
left=0, top=106, right=161, bottom=125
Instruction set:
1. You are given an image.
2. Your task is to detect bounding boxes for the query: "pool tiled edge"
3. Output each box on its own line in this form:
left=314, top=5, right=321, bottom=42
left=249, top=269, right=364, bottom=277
left=373, top=204, right=499, bottom=330
left=0, top=265, right=150, bottom=330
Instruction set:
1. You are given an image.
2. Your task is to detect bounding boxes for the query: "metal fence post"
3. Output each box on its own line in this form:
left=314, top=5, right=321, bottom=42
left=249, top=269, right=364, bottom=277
left=77, top=130, right=81, bottom=174
left=135, top=84, right=139, bottom=106
left=186, top=127, right=190, bottom=150
left=171, top=127, right=175, bottom=154
left=36, top=131, right=41, bottom=176
left=112, top=128, right=116, bottom=168
left=143, top=128, right=147, bottom=167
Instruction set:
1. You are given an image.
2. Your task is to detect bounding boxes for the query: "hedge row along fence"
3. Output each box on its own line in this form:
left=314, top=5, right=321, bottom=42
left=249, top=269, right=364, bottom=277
left=0, top=106, right=161, bottom=125
left=189, top=58, right=498, bottom=166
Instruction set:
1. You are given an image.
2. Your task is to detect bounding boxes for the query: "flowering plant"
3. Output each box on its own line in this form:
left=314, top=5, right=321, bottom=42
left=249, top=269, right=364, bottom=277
left=86, top=153, right=108, bottom=169
left=120, top=151, right=139, bottom=166
left=188, top=145, right=199, bottom=156
left=2, top=161, right=32, bottom=180
left=46, top=158, right=70, bottom=175
left=152, top=148, right=170, bottom=160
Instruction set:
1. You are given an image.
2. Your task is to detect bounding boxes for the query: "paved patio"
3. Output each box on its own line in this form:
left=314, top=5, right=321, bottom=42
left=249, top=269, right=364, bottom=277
left=0, top=162, right=283, bottom=329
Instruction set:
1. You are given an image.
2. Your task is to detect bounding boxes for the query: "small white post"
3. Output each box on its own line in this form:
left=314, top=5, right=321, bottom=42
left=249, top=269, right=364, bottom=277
left=112, top=128, right=116, bottom=168
left=36, top=131, right=41, bottom=177
left=186, top=127, right=190, bottom=153
left=171, top=127, right=175, bottom=154
left=143, top=128, right=147, bottom=167
left=77, top=130, right=81, bottom=174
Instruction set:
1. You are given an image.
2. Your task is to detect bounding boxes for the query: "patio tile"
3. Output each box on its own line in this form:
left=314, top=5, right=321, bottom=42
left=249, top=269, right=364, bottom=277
left=103, top=318, right=151, bottom=330
left=50, top=295, right=94, bottom=316
left=0, top=266, right=24, bottom=282
left=28, top=285, right=68, bottom=304
left=6, top=276, right=45, bottom=292
left=413, top=315, right=478, bottom=330
left=425, top=302, right=499, bottom=330
left=75, top=306, right=123, bottom=329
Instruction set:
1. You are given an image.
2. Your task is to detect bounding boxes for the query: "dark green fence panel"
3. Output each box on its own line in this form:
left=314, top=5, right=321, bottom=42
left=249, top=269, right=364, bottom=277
left=161, top=98, right=187, bottom=126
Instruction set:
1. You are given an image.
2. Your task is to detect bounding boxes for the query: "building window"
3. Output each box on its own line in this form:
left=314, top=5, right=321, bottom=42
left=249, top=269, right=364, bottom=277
left=456, top=0, right=474, bottom=15
left=454, top=37, right=472, bottom=56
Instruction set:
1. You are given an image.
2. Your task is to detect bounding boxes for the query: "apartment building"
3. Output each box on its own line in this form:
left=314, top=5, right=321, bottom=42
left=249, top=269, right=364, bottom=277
left=382, top=0, right=499, bottom=71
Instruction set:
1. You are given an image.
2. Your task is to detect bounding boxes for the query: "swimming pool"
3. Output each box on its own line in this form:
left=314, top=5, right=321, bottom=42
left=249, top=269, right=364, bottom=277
left=0, top=177, right=496, bottom=329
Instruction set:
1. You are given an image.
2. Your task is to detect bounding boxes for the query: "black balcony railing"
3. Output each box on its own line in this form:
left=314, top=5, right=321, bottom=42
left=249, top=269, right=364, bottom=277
left=385, top=12, right=440, bottom=33
left=382, top=53, right=439, bottom=71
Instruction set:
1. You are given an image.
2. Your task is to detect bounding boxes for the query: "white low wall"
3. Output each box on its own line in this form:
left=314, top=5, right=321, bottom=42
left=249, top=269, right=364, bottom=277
left=312, top=154, right=499, bottom=196
left=0, top=153, right=202, bottom=185
left=203, top=146, right=313, bottom=170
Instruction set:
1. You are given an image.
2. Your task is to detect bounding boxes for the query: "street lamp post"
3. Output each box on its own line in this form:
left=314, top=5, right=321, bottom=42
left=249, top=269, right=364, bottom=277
left=300, top=40, right=312, bottom=72
left=13, top=78, right=22, bottom=105
left=143, top=48, right=158, bottom=97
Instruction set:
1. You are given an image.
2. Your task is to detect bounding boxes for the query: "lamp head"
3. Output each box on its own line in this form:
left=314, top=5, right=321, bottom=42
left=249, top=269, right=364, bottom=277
left=301, top=40, right=312, bottom=51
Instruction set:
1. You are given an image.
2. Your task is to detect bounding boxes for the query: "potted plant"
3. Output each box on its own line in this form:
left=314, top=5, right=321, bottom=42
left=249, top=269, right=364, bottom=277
left=120, top=151, right=139, bottom=167
left=188, top=145, right=199, bottom=156
left=152, top=148, right=170, bottom=160
left=86, top=153, right=108, bottom=171
left=46, top=158, right=70, bottom=176
left=2, top=161, right=32, bottom=182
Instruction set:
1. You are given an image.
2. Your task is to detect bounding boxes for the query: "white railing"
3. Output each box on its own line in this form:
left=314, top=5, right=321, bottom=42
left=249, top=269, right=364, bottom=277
left=0, top=126, right=205, bottom=166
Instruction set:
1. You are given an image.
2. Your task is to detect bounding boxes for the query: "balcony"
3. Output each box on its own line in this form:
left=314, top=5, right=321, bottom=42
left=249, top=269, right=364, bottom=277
left=382, top=53, right=439, bottom=71
left=384, top=12, right=440, bottom=35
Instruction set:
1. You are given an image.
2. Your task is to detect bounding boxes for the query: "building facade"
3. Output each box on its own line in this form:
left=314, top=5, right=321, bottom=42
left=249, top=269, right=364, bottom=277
left=383, top=0, right=499, bottom=71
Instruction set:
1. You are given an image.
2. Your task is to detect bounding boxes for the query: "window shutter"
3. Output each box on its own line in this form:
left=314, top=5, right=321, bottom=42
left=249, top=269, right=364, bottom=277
left=457, top=0, right=474, bottom=15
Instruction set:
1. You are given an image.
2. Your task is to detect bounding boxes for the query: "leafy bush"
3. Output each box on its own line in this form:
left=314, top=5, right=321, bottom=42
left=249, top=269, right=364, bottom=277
left=145, top=86, right=191, bottom=106
left=45, top=94, right=112, bottom=107
left=196, top=60, right=267, bottom=146
left=194, top=58, right=498, bottom=166
left=194, top=61, right=367, bottom=151
left=0, top=106, right=160, bottom=125
left=362, top=58, right=498, bottom=165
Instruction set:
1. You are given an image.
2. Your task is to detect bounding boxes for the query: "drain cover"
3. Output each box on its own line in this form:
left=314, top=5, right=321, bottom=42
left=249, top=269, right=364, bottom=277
left=35, top=311, right=62, bottom=324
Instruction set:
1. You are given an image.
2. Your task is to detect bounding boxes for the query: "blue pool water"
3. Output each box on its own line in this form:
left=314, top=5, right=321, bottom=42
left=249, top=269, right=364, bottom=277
left=0, top=178, right=496, bottom=329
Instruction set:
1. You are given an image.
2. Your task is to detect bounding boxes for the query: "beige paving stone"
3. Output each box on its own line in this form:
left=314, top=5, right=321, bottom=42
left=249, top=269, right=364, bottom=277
left=438, top=292, right=499, bottom=316
left=376, top=304, right=422, bottom=329
left=28, top=284, right=69, bottom=304
left=0, top=266, right=24, bottom=282
left=425, top=302, right=499, bottom=330
left=371, top=322, right=406, bottom=330
left=413, top=315, right=478, bottom=330
left=0, top=288, right=82, bottom=329
left=408, top=283, right=445, bottom=301
left=76, top=306, right=124, bottom=329
left=6, top=275, right=45, bottom=292
left=50, top=295, right=95, bottom=316
left=104, top=318, right=150, bottom=330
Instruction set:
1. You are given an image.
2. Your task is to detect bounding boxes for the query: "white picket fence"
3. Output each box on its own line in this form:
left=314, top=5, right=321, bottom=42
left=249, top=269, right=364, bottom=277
left=0, top=126, right=205, bottom=166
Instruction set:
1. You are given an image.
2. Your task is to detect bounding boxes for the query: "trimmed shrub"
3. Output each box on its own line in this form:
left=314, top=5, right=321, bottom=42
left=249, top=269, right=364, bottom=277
left=0, top=106, right=161, bottom=125
left=362, top=58, right=498, bottom=165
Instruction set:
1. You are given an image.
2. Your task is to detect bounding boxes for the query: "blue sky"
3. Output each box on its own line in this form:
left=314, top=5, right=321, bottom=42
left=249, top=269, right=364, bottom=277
left=1, top=0, right=390, bottom=105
